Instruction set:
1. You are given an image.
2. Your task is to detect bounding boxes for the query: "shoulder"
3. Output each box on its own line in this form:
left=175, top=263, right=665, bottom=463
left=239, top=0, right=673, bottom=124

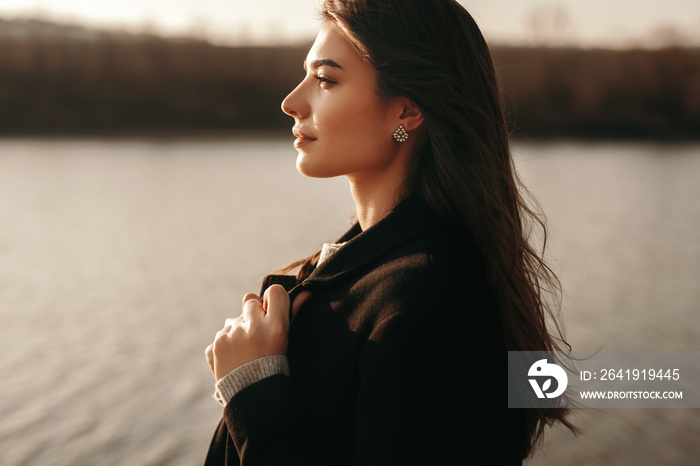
left=353, top=218, right=495, bottom=328
left=365, top=217, right=487, bottom=295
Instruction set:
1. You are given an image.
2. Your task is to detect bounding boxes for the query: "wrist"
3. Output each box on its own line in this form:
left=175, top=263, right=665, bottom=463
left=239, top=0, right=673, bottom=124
left=213, top=354, right=290, bottom=406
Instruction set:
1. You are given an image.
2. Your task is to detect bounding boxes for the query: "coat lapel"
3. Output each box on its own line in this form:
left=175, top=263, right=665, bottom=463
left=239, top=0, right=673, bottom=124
left=296, top=195, right=440, bottom=292
left=261, top=195, right=443, bottom=321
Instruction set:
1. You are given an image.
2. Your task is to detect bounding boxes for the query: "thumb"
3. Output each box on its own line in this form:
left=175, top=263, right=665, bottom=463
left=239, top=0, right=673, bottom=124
left=262, top=284, right=291, bottom=324
left=291, top=290, right=313, bottom=322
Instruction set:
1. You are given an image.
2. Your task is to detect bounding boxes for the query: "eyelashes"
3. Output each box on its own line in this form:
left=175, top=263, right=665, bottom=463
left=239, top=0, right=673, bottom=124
left=314, top=75, right=338, bottom=88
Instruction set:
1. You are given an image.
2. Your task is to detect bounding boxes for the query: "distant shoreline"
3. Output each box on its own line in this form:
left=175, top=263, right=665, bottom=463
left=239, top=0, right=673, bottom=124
left=2, top=129, right=698, bottom=143
left=0, top=128, right=294, bottom=141
left=1, top=18, right=699, bottom=141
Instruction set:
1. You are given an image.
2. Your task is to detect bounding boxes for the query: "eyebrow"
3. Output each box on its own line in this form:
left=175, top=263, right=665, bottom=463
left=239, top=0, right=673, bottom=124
left=303, top=59, right=344, bottom=71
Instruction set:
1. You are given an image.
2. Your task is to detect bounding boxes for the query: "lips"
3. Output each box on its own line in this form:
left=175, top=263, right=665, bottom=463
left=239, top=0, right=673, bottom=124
left=292, top=127, right=317, bottom=142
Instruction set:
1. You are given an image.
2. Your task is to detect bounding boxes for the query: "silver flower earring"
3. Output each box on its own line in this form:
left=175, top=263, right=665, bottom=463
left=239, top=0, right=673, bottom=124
left=392, top=124, right=409, bottom=143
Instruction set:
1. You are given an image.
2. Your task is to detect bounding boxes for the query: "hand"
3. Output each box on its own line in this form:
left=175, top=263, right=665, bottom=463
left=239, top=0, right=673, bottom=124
left=205, top=285, right=312, bottom=381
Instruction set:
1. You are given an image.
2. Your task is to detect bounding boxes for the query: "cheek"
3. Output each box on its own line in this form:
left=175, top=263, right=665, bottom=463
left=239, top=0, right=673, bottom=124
left=297, top=93, right=395, bottom=177
left=327, top=97, right=389, bottom=149
left=344, top=112, right=392, bottom=160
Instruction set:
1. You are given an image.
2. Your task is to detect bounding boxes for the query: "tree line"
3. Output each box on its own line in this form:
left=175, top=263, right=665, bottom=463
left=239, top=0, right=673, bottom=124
left=0, top=25, right=698, bottom=139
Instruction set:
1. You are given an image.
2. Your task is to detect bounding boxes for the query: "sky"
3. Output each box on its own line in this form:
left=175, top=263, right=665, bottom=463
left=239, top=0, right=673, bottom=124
left=2, top=0, right=700, bottom=47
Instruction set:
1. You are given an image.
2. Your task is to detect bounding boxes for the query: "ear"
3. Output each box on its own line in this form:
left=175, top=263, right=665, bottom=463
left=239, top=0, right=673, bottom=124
left=397, top=97, right=424, bottom=132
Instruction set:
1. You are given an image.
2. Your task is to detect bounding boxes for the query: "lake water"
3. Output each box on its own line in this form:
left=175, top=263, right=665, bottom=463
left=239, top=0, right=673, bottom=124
left=0, top=137, right=698, bottom=465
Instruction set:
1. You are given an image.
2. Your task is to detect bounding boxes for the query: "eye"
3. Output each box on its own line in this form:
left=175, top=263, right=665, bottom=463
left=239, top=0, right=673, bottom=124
left=314, top=74, right=337, bottom=88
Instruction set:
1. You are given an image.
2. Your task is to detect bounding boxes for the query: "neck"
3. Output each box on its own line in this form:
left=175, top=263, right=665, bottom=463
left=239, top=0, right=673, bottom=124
left=348, top=170, right=406, bottom=231
left=345, top=139, right=416, bottom=230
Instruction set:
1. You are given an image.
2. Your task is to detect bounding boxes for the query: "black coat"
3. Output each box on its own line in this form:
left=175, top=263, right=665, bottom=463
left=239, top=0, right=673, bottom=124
left=205, top=195, right=526, bottom=465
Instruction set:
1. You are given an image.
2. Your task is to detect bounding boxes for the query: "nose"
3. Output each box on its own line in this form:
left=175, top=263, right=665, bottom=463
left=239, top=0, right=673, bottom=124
left=281, top=80, right=308, bottom=119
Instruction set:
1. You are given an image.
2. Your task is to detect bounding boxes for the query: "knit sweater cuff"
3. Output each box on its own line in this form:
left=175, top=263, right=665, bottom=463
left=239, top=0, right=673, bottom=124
left=213, top=354, right=290, bottom=406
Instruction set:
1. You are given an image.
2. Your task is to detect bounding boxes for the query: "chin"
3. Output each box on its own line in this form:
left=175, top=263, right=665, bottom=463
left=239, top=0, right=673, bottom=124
left=296, top=153, right=337, bottom=179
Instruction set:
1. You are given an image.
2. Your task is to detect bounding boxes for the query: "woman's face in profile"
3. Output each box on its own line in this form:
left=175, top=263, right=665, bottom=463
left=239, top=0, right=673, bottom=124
left=281, top=23, right=403, bottom=180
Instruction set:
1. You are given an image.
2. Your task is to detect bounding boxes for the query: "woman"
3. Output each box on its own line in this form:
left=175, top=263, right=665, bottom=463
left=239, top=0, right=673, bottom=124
left=204, top=0, right=575, bottom=464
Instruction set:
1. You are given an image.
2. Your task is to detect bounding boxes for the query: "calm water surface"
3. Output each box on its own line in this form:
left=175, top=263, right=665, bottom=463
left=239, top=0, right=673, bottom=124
left=0, top=138, right=698, bottom=465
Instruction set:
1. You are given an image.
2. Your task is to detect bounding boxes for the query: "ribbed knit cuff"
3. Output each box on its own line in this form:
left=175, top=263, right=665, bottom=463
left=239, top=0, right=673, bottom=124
left=213, top=354, right=290, bottom=406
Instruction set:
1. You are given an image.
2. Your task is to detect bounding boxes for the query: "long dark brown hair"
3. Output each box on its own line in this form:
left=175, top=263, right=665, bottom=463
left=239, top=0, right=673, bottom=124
left=282, top=0, right=577, bottom=456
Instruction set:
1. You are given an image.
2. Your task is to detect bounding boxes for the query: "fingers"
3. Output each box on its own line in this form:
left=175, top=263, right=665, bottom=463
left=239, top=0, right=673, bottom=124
left=205, top=343, right=214, bottom=374
left=222, top=318, right=235, bottom=330
left=205, top=287, right=293, bottom=380
left=221, top=316, right=240, bottom=332
left=242, top=298, right=265, bottom=322
left=262, top=284, right=291, bottom=326
left=241, top=293, right=261, bottom=306
left=242, top=293, right=264, bottom=322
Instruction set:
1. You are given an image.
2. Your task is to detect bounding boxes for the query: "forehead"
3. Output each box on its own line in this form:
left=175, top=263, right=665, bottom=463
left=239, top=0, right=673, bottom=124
left=306, top=23, right=366, bottom=69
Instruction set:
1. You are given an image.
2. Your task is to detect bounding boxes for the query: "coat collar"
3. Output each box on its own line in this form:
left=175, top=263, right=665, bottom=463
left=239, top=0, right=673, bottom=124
left=259, top=195, right=444, bottom=322
left=294, top=194, right=441, bottom=294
